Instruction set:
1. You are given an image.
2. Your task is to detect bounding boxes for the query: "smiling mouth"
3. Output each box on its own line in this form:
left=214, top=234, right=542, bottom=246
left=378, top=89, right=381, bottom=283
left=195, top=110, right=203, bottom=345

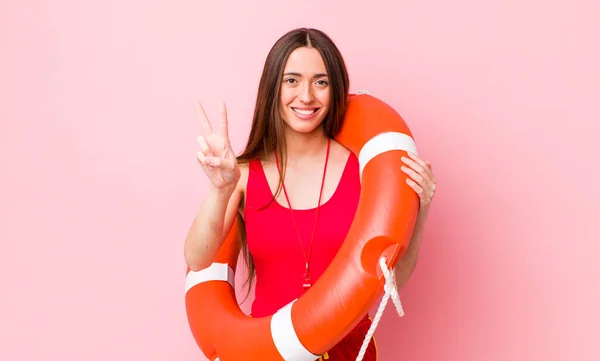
left=292, top=107, right=319, bottom=115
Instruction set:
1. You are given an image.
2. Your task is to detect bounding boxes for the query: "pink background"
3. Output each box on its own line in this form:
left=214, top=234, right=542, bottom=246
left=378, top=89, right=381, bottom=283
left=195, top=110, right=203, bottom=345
left=1, top=1, right=599, bottom=360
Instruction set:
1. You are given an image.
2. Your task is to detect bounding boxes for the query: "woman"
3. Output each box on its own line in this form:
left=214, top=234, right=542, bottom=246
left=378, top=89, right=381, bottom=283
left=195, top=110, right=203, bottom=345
left=184, top=28, right=436, bottom=360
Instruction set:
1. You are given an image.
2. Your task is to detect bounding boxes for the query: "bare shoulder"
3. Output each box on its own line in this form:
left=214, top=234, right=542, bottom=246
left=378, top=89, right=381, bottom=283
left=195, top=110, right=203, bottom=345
left=330, top=139, right=352, bottom=164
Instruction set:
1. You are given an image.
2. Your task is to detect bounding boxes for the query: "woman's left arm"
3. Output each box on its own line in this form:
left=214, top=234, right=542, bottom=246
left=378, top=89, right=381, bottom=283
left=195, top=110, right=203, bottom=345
left=394, top=152, right=437, bottom=290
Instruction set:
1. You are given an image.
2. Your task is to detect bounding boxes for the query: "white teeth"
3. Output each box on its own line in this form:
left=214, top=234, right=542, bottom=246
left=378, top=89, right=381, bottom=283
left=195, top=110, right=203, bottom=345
left=292, top=108, right=317, bottom=115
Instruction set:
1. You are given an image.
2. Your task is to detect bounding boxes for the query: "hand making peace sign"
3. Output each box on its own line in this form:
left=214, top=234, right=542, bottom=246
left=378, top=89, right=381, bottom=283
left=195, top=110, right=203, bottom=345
left=196, top=101, right=240, bottom=190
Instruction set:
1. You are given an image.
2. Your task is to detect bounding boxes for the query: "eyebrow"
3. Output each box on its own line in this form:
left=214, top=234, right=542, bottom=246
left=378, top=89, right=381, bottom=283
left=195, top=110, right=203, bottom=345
left=283, top=72, right=328, bottom=78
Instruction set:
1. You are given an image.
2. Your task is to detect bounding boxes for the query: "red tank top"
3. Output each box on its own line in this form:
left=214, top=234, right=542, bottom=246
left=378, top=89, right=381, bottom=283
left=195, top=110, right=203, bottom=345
left=244, top=152, right=361, bottom=318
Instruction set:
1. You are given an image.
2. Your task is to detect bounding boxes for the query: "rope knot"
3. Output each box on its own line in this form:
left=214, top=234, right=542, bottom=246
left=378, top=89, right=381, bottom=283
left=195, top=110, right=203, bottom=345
left=354, top=256, right=405, bottom=361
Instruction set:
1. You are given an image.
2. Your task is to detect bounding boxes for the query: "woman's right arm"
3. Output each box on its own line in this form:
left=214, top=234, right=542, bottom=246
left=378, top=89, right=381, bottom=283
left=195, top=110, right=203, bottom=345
left=185, top=100, right=242, bottom=271
left=184, top=182, right=242, bottom=272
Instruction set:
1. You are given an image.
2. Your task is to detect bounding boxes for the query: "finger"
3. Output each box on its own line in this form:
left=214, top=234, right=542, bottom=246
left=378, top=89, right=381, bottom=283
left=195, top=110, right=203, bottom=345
left=407, top=152, right=429, bottom=169
left=406, top=178, right=433, bottom=205
left=401, top=155, right=424, bottom=173
left=196, top=102, right=213, bottom=135
left=402, top=165, right=436, bottom=200
left=406, top=178, right=426, bottom=199
left=204, top=157, right=237, bottom=172
left=206, top=157, right=221, bottom=167
left=401, top=156, right=434, bottom=185
left=218, top=101, right=229, bottom=138
left=196, top=151, right=212, bottom=167
left=424, top=160, right=436, bottom=183
left=197, top=152, right=222, bottom=168
left=197, top=136, right=213, bottom=156
left=401, top=165, right=427, bottom=188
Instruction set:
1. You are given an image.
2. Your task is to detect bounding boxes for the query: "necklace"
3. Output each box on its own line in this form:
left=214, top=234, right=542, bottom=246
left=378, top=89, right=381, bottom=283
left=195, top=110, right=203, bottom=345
left=274, top=138, right=331, bottom=289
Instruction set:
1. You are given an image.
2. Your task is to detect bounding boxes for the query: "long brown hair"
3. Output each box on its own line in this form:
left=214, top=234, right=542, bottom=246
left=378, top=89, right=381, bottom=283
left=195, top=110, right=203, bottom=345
left=236, top=28, right=350, bottom=301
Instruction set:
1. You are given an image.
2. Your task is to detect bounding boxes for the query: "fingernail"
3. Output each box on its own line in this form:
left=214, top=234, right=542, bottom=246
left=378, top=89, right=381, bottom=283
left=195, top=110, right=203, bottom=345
left=401, top=156, right=407, bottom=162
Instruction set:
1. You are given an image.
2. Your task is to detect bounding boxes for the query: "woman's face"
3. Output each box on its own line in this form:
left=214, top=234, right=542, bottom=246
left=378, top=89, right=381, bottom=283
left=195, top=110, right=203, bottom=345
left=279, top=46, right=330, bottom=134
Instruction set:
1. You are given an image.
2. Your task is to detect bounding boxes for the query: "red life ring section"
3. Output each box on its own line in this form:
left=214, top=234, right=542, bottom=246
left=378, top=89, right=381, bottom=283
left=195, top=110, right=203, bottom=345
left=185, top=93, right=420, bottom=361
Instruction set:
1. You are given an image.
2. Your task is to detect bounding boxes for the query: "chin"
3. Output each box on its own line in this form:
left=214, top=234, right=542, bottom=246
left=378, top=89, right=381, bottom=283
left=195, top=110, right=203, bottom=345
left=286, top=120, right=322, bottom=134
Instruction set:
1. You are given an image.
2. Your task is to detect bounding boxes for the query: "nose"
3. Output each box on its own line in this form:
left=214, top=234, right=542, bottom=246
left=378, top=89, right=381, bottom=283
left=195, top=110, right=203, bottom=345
left=298, top=81, right=315, bottom=103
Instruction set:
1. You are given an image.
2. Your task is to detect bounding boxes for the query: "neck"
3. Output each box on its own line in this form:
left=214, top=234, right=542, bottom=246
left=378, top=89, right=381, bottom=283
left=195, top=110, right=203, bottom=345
left=283, top=124, right=329, bottom=161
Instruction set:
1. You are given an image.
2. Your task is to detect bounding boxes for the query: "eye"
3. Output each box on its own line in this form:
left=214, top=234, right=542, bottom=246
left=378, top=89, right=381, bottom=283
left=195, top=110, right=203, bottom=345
left=316, top=79, right=329, bottom=86
left=284, top=78, right=298, bottom=84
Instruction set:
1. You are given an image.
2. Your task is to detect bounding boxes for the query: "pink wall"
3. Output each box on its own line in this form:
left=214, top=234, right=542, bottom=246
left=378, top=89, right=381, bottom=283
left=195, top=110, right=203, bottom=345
left=1, top=0, right=598, bottom=360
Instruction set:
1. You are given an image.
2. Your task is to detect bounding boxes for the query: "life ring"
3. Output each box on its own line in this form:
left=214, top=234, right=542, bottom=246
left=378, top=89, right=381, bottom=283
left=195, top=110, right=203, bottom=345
left=185, top=93, right=420, bottom=361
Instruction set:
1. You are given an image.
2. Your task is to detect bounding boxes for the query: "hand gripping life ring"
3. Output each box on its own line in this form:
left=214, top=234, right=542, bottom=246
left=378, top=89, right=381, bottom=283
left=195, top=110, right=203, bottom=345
left=185, top=93, right=420, bottom=361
